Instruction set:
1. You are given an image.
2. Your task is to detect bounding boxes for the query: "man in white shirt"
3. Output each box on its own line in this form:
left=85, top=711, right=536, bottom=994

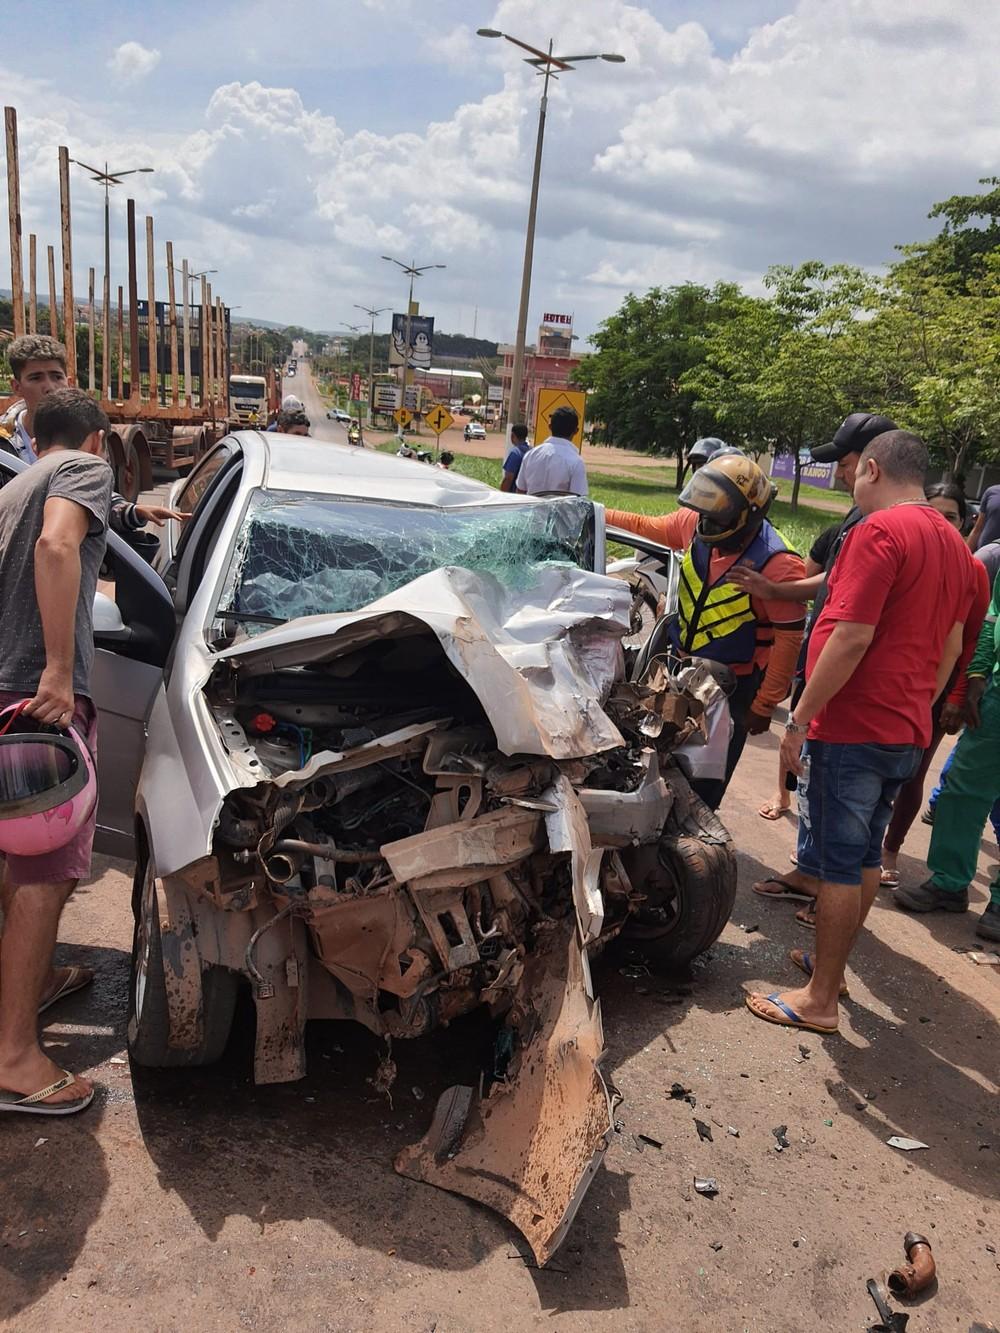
left=515, top=406, right=588, bottom=496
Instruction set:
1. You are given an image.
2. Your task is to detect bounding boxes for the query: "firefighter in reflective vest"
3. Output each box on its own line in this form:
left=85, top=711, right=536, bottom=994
left=607, top=453, right=806, bottom=807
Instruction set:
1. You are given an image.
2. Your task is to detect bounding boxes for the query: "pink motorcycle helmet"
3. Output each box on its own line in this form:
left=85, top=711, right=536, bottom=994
left=0, top=700, right=97, bottom=857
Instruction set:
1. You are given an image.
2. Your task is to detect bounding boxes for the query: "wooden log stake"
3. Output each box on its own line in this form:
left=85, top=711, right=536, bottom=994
left=166, top=241, right=179, bottom=405
left=5, top=108, right=24, bottom=337
left=58, top=146, right=76, bottom=382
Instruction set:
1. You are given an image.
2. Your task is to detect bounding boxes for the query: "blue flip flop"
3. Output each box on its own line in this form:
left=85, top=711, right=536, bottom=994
left=790, top=950, right=849, bottom=997
left=745, top=991, right=838, bottom=1035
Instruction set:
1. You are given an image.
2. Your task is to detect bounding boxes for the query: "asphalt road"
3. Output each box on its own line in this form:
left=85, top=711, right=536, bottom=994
left=286, top=363, right=348, bottom=445
left=2, top=430, right=998, bottom=1330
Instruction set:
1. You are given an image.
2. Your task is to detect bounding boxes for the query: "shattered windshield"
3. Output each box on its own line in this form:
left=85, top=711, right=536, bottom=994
left=216, top=490, right=596, bottom=625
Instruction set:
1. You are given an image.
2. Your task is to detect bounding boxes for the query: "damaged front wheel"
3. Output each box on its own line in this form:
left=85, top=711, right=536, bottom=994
left=128, top=857, right=239, bottom=1067
left=622, top=834, right=736, bottom=969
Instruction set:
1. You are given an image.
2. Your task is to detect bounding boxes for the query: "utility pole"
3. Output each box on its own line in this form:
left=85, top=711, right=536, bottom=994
left=355, top=303, right=389, bottom=427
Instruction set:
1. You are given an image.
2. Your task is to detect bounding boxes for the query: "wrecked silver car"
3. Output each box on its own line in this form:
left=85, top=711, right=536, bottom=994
left=94, top=435, right=736, bottom=1266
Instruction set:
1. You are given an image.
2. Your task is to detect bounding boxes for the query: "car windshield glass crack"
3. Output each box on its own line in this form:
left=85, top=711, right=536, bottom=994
left=217, top=491, right=596, bottom=625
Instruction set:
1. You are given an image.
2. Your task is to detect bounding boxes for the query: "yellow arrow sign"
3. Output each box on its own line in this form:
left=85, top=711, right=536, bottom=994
left=425, top=404, right=453, bottom=436
left=393, top=407, right=413, bottom=427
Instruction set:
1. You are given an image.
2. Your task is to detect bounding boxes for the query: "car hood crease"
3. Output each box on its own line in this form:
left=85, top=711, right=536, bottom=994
left=215, top=564, right=633, bottom=759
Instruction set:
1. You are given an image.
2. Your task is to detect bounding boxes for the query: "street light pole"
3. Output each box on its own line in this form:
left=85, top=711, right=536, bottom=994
left=355, top=303, right=389, bottom=426
left=476, top=30, right=624, bottom=437
left=339, top=323, right=362, bottom=417
left=381, top=255, right=446, bottom=438
left=71, top=159, right=154, bottom=399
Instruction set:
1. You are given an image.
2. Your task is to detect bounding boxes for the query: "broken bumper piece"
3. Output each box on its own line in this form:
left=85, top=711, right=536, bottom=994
left=395, top=918, right=614, bottom=1267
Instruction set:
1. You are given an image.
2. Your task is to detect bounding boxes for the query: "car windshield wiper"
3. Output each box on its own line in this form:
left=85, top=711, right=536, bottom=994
left=213, top=609, right=286, bottom=626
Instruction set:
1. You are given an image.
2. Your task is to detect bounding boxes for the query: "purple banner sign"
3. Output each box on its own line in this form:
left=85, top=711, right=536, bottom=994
left=769, top=451, right=838, bottom=490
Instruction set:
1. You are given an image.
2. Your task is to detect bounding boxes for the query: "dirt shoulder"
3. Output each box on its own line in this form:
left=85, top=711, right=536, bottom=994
left=2, top=731, right=996, bottom=1332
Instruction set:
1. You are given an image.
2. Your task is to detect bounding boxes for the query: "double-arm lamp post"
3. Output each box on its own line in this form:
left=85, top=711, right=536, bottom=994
left=71, top=159, right=154, bottom=398
left=381, top=255, right=445, bottom=438
left=476, top=29, right=624, bottom=436
left=354, top=303, right=389, bottom=426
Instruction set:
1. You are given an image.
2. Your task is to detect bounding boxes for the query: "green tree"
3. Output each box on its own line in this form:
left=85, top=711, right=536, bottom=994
left=865, top=258, right=1000, bottom=483
left=573, top=283, right=741, bottom=481
left=682, top=263, right=878, bottom=509
left=896, top=178, right=1000, bottom=287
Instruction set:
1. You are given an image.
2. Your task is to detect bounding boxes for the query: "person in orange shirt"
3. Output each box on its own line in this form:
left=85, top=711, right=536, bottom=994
left=608, top=453, right=806, bottom=808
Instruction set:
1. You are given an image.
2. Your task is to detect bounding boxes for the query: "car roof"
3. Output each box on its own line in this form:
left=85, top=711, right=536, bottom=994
left=232, top=431, right=547, bottom=511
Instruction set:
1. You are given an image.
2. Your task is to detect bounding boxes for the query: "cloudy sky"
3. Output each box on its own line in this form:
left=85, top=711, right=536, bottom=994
left=5, top=0, right=997, bottom=344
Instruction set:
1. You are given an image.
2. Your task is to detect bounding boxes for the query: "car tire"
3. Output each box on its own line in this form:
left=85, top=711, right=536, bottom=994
left=127, top=857, right=238, bottom=1067
left=622, top=834, right=737, bottom=970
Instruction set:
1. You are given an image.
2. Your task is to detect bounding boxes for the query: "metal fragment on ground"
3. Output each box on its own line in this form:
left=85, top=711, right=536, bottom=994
left=694, top=1119, right=714, bottom=1142
left=694, top=1177, right=719, bottom=1196
left=887, top=1136, right=929, bottom=1151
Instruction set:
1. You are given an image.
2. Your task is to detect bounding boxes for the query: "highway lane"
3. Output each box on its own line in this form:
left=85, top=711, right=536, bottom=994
left=284, top=361, right=351, bottom=445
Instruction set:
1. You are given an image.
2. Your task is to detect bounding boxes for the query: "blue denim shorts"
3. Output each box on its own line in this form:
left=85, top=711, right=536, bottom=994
left=796, top=740, right=921, bottom=886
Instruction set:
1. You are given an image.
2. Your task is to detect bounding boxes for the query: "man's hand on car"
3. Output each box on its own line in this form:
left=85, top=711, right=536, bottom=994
left=135, top=504, right=188, bottom=527
left=25, top=664, right=75, bottom=726
left=965, top=676, right=988, bottom=729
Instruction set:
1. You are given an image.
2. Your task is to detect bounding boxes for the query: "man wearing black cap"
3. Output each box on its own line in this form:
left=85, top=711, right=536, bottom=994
left=730, top=412, right=897, bottom=626
left=729, top=412, right=897, bottom=909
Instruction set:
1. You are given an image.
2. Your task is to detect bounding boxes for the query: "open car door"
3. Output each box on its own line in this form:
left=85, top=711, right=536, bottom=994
left=90, top=533, right=175, bottom=857
left=0, top=450, right=175, bottom=860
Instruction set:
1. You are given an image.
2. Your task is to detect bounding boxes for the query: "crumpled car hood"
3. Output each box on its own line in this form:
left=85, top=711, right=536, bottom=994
left=215, top=563, right=633, bottom=759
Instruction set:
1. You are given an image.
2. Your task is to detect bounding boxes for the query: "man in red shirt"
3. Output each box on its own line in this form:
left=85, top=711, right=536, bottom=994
left=746, top=431, right=975, bottom=1035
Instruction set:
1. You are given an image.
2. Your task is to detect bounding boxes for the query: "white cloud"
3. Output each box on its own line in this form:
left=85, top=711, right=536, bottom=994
left=7, top=2, right=1000, bottom=341
left=107, top=41, right=161, bottom=84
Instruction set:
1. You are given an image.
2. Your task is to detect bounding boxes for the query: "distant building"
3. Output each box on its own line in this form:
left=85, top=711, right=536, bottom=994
left=498, top=311, right=585, bottom=426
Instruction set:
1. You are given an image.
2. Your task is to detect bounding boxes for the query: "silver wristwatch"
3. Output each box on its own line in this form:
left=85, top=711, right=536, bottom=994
left=785, top=720, right=808, bottom=735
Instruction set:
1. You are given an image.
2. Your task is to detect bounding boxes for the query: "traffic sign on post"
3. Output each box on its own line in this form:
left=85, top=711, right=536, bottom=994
left=425, top=404, right=453, bottom=436
left=393, top=407, right=412, bottom=428
left=533, top=386, right=587, bottom=450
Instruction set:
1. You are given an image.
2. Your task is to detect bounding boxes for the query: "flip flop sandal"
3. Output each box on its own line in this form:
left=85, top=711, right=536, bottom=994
left=796, top=906, right=817, bottom=930
left=38, top=966, right=94, bottom=1015
left=789, top=949, right=849, bottom=997
left=879, top=869, right=900, bottom=888
left=758, top=802, right=792, bottom=821
left=0, top=1070, right=95, bottom=1116
left=752, top=877, right=816, bottom=903
left=745, top=991, right=838, bottom=1035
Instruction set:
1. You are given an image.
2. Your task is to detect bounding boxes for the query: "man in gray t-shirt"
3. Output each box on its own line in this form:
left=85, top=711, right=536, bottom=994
left=0, top=388, right=112, bottom=1117
left=0, top=448, right=112, bottom=703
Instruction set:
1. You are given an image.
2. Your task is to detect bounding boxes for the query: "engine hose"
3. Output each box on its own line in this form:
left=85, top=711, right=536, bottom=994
left=270, top=797, right=303, bottom=838
left=245, top=904, right=295, bottom=998
left=273, top=838, right=384, bottom=864
left=263, top=848, right=304, bottom=884
left=887, top=1232, right=936, bottom=1297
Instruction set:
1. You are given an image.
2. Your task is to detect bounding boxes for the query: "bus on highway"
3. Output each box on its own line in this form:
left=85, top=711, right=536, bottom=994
left=229, top=374, right=268, bottom=425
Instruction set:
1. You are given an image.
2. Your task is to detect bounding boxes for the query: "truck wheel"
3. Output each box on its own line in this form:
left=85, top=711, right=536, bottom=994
left=622, top=835, right=737, bottom=969
left=127, top=858, right=238, bottom=1067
